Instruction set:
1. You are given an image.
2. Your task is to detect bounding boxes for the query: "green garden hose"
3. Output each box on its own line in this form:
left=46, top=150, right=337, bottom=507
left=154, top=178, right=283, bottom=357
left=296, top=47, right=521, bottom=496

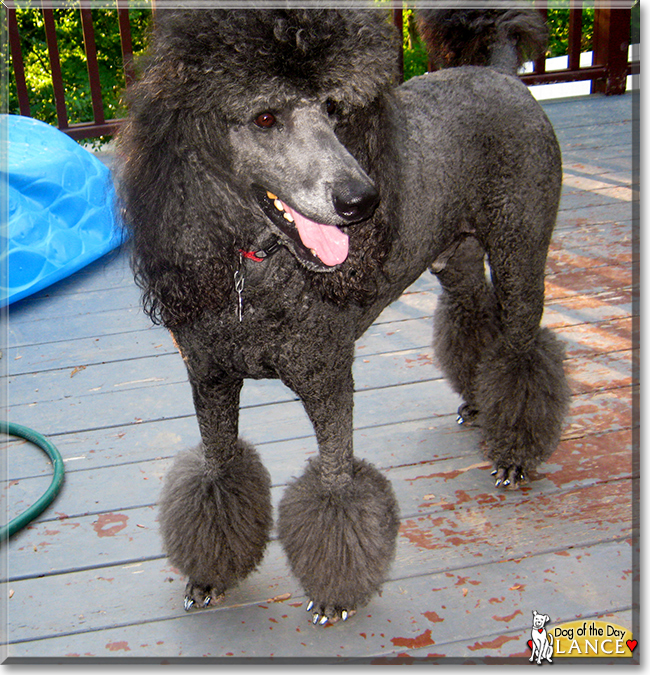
left=1, top=422, right=65, bottom=541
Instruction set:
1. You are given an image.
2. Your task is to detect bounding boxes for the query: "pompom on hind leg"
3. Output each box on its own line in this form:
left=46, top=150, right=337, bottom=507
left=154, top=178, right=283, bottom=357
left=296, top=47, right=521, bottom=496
left=475, top=328, right=571, bottom=488
left=159, top=441, right=273, bottom=610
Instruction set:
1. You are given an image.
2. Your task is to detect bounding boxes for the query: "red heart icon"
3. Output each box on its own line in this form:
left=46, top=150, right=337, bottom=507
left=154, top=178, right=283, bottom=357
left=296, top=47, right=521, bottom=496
left=527, top=640, right=533, bottom=650
left=627, top=639, right=637, bottom=653
left=538, top=628, right=544, bottom=633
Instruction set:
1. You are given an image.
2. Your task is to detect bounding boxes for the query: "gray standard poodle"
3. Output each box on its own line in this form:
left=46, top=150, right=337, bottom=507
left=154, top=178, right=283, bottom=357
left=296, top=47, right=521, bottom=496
left=117, top=6, right=570, bottom=624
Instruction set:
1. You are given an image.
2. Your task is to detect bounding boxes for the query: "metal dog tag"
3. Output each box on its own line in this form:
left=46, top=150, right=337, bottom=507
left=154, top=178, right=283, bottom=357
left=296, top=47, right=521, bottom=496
left=234, top=268, right=245, bottom=322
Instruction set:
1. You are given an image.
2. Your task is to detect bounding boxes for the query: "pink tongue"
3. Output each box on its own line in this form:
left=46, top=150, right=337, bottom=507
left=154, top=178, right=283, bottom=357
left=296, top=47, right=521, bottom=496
left=282, top=202, right=349, bottom=266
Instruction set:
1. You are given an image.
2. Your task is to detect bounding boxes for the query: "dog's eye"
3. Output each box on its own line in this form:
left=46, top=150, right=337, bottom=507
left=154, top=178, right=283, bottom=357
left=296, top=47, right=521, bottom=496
left=254, top=112, right=276, bottom=128
left=326, top=99, right=337, bottom=116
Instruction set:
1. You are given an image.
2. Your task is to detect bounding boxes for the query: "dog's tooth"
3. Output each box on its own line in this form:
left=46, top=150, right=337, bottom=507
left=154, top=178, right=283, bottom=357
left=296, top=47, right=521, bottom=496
left=283, top=211, right=294, bottom=222
left=273, top=199, right=284, bottom=211
left=266, top=191, right=277, bottom=200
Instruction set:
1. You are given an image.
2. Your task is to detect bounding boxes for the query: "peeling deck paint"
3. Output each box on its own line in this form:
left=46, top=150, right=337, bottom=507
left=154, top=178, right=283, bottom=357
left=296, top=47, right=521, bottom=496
left=3, top=92, right=636, bottom=663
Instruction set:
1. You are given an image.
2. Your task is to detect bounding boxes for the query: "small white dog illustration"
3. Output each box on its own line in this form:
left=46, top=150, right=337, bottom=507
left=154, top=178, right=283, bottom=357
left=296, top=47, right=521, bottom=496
left=530, top=610, right=553, bottom=664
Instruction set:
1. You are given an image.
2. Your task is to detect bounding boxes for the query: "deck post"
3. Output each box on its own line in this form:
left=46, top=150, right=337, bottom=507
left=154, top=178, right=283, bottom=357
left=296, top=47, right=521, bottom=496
left=568, top=0, right=584, bottom=72
left=592, top=2, right=632, bottom=95
left=7, top=8, right=31, bottom=117
left=116, top=0, right=136, bottom=86
left=40, top=2, right=69, bottom=130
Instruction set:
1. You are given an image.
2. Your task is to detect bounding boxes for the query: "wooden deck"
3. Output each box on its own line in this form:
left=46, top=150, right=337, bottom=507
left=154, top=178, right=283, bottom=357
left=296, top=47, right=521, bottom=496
left=2, top=91, right=638, bottom=663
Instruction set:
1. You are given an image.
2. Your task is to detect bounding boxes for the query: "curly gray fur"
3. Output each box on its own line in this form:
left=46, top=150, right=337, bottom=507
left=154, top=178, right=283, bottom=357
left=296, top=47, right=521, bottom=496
left=159, top=442, right=272, bottom=598
left=278, top=456, right=400, bottom=613
left=117, top=7, right=569, bottom=617
left=476, top=328, right=571, bottom=474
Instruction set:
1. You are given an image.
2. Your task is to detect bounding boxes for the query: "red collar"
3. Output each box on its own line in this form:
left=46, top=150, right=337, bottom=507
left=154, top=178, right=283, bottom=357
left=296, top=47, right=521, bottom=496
left=239, top=237, right=281, bottom=262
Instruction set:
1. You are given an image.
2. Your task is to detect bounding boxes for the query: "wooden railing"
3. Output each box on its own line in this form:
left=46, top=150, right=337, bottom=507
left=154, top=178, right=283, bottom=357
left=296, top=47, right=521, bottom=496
left=517, top=0, right=638, bottom=95
left=7, top=0, right=137, bottom=140
left=6, top=1, right=639, bottom=141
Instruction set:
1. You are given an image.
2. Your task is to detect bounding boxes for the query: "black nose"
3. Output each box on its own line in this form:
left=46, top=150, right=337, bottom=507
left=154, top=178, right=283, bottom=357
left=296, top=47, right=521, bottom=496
left=332, top=180, right=379, bottom=222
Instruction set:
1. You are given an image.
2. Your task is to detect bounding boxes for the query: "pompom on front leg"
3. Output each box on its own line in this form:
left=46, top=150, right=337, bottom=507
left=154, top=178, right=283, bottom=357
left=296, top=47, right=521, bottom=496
left=159, top=441, right=273, bottom=609
left=278, top=456, right=400, bottom=625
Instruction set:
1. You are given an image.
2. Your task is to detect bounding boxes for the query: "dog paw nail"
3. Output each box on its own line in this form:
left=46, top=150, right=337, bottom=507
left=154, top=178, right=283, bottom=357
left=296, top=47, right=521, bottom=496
left=495, top=478, right=502, bottom=487
left=184, top=598, right=194, bottom=611
left=203, top=596, right=211, bottom=607
left=306, top=600, right=314, bottom=612
left=456, top=415, right=464, bottom=425
left=312, top=613, right=320, bottom=625
left=503, top=479, right=511, bottom=487
left=319, top=615, right=328, bottom=625
left=341, top=610, right=349, bottom=621
left=491, top=469, right=498, bottom=476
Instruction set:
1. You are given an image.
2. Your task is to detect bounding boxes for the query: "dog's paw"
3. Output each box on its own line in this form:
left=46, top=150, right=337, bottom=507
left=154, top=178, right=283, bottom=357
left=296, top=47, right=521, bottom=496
left=491, top=464, right=527, bottom=489
left=306, top=599, right=356, bottom=626
left=278, top=456, right=400, bottom=623
left=456, top=402, right=479, bottom=426
left=183, top=580, right=224, bottom=611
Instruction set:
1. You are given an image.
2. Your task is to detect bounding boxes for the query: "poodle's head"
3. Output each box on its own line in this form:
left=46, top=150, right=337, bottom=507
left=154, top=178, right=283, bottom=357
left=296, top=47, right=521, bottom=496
left=119, top=9, right=400, bottom=324
left=137, top=9, right=400, bottom=272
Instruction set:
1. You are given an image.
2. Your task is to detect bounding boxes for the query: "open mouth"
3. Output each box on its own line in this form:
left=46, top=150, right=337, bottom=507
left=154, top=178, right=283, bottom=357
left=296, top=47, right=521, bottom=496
left=256, top=188, right=349, bottom=269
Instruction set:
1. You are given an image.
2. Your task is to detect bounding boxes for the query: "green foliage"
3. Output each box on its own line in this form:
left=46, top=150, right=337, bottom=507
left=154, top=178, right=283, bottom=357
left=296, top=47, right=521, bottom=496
left=6, top=1, right=151, bottom=135
left=545, top=4, right=595, bottom=58
left=401, top=7, right=428, bottom=81
left=631, top=0, right=640, bottom=44
left=5, top=2, right=637, bottom=138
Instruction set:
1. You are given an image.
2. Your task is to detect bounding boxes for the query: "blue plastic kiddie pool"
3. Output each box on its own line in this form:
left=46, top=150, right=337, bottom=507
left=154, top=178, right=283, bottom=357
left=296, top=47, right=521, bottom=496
left=1, top=114, right=122, bottom=307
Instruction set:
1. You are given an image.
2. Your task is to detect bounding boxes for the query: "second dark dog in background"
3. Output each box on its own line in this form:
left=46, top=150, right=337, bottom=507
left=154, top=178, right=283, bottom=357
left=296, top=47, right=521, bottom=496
left=417, top=4, right=548, bottom=73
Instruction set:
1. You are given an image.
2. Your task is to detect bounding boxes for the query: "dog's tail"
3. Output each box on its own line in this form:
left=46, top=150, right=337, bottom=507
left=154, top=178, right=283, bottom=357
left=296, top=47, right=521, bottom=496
left=416, top=4, right=548, bottom=75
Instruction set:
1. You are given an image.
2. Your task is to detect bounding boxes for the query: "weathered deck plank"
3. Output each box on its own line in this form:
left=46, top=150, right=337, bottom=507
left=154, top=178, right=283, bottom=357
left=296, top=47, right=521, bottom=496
left=2, top=91, right=637, bottom=662
left=6, top=539, right=634, bottom=661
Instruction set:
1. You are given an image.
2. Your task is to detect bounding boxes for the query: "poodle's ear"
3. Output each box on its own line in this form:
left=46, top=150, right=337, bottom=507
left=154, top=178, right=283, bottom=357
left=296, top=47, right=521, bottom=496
left=116, top=114, right=239, bottom=327
left=129, top=233, right=236, bottom=328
